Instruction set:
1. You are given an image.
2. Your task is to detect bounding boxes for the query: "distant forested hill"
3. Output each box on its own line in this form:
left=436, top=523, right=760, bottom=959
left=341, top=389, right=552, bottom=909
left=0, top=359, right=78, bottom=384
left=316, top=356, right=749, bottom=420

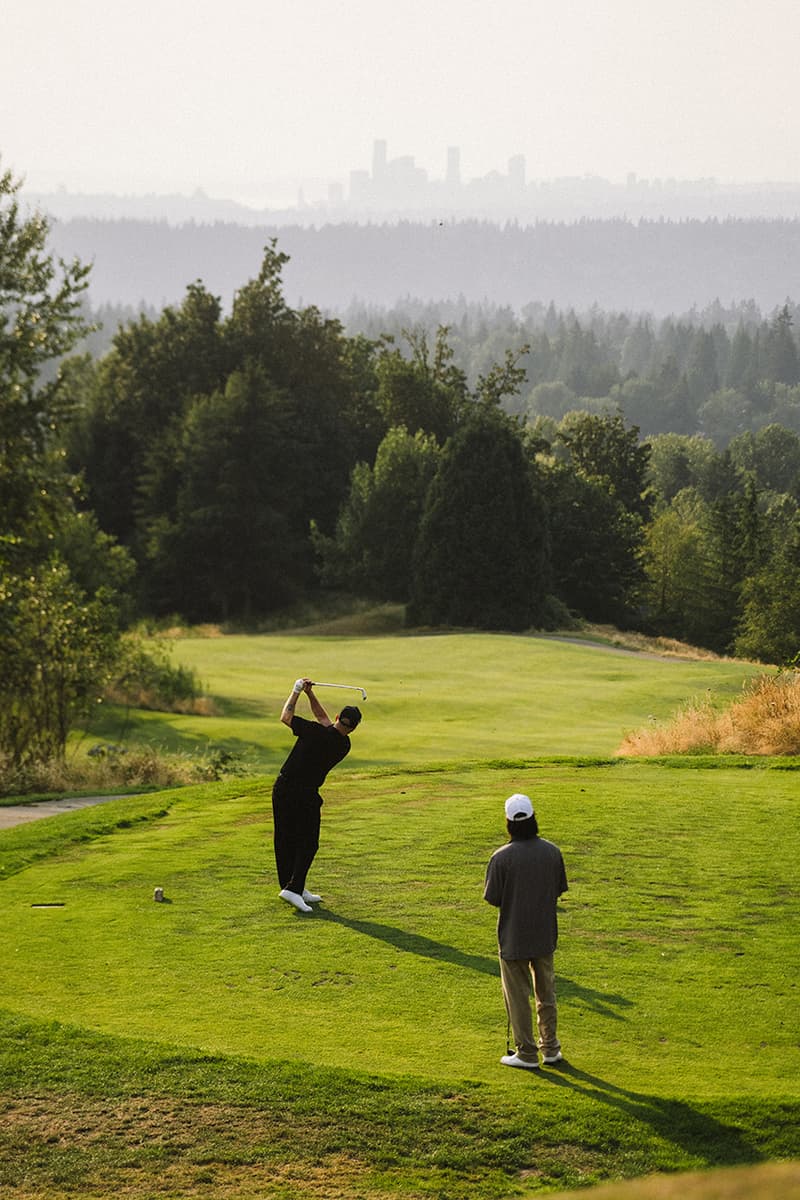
left=49, top=216, right=800, bottom=316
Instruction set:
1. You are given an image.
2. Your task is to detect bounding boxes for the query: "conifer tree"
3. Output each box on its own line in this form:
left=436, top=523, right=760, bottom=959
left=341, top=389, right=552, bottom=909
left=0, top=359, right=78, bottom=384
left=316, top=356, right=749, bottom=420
left=408, top=407, right=549, bottom=630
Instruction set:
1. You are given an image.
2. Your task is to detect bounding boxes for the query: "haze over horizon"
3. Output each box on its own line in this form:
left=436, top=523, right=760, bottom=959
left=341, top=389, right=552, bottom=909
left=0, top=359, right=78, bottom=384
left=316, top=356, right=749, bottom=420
left=4, top=0, right=800, bottom=210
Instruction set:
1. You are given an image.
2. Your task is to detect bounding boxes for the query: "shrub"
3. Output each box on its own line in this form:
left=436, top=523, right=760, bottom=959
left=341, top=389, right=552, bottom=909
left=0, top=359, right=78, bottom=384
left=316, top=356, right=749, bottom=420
left=104, top=636, right=217, bottom=714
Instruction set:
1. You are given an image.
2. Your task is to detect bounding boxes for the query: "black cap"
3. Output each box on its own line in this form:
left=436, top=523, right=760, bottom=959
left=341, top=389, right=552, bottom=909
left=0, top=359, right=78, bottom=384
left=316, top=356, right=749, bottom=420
left=339, top=705, right=362, bottom=729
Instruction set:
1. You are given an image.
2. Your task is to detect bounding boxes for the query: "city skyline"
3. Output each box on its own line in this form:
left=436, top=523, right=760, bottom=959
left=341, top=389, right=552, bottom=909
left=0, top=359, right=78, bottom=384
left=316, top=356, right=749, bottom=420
left=4, top=0, right=800, bottom=208
left=23, top=135, right=800, bottom=229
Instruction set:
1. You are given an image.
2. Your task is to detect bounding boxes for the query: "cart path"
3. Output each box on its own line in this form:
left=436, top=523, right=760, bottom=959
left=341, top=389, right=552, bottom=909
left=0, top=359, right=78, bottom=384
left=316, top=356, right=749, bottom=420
left=0, top=795, right=128, bottom=830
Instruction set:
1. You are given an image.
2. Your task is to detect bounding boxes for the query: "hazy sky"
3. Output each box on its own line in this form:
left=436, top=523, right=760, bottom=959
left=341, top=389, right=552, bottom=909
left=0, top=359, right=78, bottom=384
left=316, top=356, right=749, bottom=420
left=3, top=0, right=800, bottom=205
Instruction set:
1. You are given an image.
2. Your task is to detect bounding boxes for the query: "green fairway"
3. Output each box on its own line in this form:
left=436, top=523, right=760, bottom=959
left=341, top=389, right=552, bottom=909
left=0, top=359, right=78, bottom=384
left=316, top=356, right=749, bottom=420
left=2, top=632, right=798, bottom=1198
left=2, top=762, right=797, bottom=1097
left=81, top=631, right=765, bottom=769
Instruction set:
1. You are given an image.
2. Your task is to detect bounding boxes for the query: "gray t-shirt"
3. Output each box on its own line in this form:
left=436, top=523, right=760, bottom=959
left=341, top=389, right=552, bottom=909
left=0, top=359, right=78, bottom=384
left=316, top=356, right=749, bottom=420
left=484, top=836, right=568, bottom=959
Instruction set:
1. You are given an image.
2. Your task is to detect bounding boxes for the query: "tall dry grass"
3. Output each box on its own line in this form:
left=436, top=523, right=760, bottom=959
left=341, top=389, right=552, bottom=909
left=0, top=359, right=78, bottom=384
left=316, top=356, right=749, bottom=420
left=618, top=672, right=800, bottom=756
left=555, top=1160, right=800, bottom=1200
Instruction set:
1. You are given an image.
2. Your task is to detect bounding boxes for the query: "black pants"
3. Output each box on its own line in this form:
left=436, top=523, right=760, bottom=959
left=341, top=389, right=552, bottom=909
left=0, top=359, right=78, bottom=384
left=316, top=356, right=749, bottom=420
left=272, top=776, right=322, bottom=896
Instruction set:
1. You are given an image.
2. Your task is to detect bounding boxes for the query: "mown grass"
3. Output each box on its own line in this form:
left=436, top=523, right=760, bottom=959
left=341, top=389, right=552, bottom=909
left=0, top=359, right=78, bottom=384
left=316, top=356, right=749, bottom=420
left=1, top=754, right=798, bottom=1198
left=1, top=629, right=798, bottom=1198
left=73, top=629, right=766, bottom=774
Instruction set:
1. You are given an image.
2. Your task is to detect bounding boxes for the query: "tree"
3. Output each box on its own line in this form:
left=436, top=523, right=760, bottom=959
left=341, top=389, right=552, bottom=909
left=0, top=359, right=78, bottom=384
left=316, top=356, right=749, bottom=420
left=141, top=365, right=305, bottom=621
left=77, top=242, right=384, bottom=619
left=313, top=425, right=439, bottom=601
left=0, top=562, right=121, bottom=767
left=555, top=411, right=653, bottom=520
left=76, top=281, right=226, bottom=544
left=1, top=165, right=130, bottom=765
left=555, top=320, right=618, bottom=397
left=375, top=326, right=469, bottom=444
left=735, top=515, right=800, bottom=664
left=686, top=329, right=720, bottom=404
left=763, top=304, right=799, bottom=386
left=408, top=408, right=549, bottom=631
left=226, top=243, right=383, bottom=538
left=647, top=433, right=719, bottom=505
left=728, top=424, right=800, bottom=497
left=540, top=461, right=644, bottom=625
left=700, top=475, right=766, bottom=653
left=612, top=377, right=660, bottom=436
left=640, top=489, right=718, bottom=646
left=698, top=388, right=754, bottom=447
left=1, top=163, right=91, bottom=568
left=725, top=323, right=757, bottom=390
left=525, top=380, right=577, bottom=421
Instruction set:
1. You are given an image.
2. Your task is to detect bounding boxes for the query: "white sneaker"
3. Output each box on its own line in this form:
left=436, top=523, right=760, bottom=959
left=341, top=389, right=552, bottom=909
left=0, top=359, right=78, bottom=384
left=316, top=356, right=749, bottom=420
left=542, top=1051, right=563, bottom=1065
left=279, top=888, right=313, bottom=913
left=302, top=890, right=322, bottom=903
left=500, top=1053, right=539, bottom=1070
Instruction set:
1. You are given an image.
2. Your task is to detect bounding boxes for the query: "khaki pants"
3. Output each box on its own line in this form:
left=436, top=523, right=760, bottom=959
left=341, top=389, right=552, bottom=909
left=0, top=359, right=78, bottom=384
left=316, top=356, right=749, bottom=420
left=499, top=955, right=560, bottom=1063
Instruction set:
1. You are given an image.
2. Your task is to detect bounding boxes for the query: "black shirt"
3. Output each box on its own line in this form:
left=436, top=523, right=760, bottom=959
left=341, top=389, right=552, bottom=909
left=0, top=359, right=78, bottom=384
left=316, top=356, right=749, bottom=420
left=279, top=715, right=351, bottom=790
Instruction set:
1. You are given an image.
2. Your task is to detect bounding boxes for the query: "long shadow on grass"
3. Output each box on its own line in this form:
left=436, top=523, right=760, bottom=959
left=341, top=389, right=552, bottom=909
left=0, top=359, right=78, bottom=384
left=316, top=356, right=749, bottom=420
left=538, top=1062, right=762, bottom=1165
left=317, top=907, right=501, bottom=975
left=558, top=978, right=633, bottom=1020
left=316, top=909, right=632, bottom=1020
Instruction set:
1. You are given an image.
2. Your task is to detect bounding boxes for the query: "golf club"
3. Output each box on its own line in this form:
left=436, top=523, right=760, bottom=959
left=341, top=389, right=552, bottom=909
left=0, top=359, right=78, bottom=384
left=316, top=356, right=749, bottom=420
left=311, top=681, right=368, bottom=701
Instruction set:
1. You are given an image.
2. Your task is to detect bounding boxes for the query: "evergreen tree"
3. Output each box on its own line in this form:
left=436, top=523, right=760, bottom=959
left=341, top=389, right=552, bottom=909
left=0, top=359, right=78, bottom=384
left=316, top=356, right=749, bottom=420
left=141, top=365, right=304, bottom=621
left=313, top=426, right=439, bottom=601
left=541, top=461, right=644, bottom=624
left=408, top=408, right=549, bottom=630
left=764, top=304, right=799, bottom=386
left=728, top=424, right=800, bottom=497
left=735, top=512, right=800, bottom=664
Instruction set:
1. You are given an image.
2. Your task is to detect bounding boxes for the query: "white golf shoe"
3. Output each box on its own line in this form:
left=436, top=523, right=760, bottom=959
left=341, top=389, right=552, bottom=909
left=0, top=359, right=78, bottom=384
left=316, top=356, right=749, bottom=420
left=542, top=1051, right=563, bottom=1065
left=279, top=888, right=313, bottom=913
left=500, top=1053, right=540, bottom=1070
left=302, top=889, right=322, bottom=903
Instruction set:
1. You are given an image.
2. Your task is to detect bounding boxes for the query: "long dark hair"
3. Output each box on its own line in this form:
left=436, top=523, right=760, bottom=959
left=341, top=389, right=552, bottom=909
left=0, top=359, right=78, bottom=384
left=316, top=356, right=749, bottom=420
left=507, top=814, right=539, bottom=840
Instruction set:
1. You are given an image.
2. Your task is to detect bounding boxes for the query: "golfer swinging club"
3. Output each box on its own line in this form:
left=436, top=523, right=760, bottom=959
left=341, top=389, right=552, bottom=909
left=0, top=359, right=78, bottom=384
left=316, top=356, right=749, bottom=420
left=272, top=677, right=362, bottom=913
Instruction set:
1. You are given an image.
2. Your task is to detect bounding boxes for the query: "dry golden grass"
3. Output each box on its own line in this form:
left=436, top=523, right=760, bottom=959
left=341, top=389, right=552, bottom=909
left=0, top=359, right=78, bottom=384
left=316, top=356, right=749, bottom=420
left=577, top=625, right=728, bottom=661
left=550, top=1161, right=800, bottom=1200
left=160, top=622, right=225, bottom=639
left=618, top=672, right=800, bottom=756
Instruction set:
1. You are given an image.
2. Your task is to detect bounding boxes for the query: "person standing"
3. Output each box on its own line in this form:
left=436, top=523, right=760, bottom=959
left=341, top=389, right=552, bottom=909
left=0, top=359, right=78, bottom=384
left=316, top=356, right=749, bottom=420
left=484, top=793, right=568, bottom=1070
left=272, top=677, right=361, bottom=913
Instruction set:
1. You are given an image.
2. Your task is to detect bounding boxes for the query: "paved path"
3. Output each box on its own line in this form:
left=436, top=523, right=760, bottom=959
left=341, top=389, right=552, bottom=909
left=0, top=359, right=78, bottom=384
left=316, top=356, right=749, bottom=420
left=0, top=795, right=125, bottom=830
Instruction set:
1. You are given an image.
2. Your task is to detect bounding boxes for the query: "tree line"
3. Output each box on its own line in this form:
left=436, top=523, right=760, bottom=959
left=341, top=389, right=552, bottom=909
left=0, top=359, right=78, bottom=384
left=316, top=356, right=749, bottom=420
left=340, top=295, right=800, bottom=446
left=47, top=213, right=800, bottom=316
left=82, top=292, right=800, bottom=447
left=4, top=168, right=800, bottom=770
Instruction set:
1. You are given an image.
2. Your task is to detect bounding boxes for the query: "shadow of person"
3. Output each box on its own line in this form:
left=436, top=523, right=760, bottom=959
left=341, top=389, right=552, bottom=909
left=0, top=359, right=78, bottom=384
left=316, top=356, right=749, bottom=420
left=558, top=977, right=634, bottom=1021
left=315, top=910, right=635, bottom=1025
left=537, top=1062, right=763, bottom=1167
left=316, top=906, right=500, bottom=975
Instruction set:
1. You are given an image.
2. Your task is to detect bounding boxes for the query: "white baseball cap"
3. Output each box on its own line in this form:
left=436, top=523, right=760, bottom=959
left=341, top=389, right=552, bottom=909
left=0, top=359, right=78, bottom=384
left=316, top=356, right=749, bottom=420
left=505, top=793, right=534, bottom=821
